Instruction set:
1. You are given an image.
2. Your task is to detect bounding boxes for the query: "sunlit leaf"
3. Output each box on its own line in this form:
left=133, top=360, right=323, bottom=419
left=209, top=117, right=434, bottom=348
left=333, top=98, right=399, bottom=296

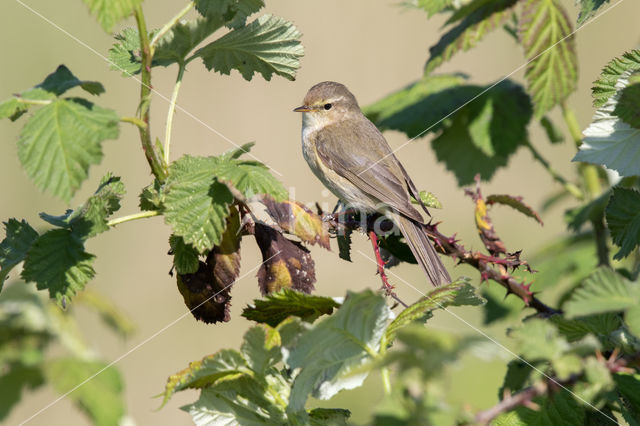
left=0, top=219, right=39, bottom=289
left=592, top=50, right=640, bottom=107
left=605, top=188, right=640, bottom=260
left=577, top=0, right=611, bottom=25
left=565, top=267, right=638, bottom=318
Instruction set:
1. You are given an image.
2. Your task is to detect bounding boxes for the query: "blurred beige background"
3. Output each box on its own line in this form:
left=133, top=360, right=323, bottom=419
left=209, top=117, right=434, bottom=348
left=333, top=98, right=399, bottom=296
left=1, top=0, right=639, bottom=425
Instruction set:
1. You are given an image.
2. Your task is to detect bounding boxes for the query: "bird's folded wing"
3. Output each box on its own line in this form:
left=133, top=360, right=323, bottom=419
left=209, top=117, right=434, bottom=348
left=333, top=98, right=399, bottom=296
left=314, top=121, right=424, bottom=223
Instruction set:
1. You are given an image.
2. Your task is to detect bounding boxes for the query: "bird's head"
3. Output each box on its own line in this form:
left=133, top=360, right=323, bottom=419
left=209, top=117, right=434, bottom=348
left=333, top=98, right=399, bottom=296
left=294, top=81, right=360, bottom=130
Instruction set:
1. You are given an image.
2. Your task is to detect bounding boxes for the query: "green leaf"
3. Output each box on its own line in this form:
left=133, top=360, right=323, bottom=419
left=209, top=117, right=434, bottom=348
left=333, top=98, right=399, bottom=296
left=154, top=17, right=226, bottom=65
left=163, top=156, right=234, bottom=254
left=196, top=14, right=304, bottom=81
left=0, top=98, right=27, bottom=121
left=519, top=0, right=578, bottom=118
left=412, top=190, right=443, bottom=209
left=21, top=229, right=95, bottom=306
left=613, top=373, right=640, bottom=411
left=540, top=115, right=565, bottom=143
left=411, top=0, right=456, bottom=17
left=37, top=65, right=105, bottom=96
left=564, top=190, right=610, bottom=232
left=309, top=408, right=351, bottom=425
left=17, top=98, right=119, bottom=202
left=565, top=267, right=638, bottom=318
left=40, top=174, right=126, bottom=239
left=242, top=288, right=340, bottom=327
left=431, top=81, right=532, bottom=185
left=486, top=194, right=543, bottom=225
left=424, top=0, right=519, bottom=74
left=615, top=81, right=640, bottom=128
left=385, top=279, right=484, bottom=344
left=216, top=160, right=288, bottom=200
left=574, top=71, right=640, bottom=177
left=287, top=290, right=390, bottom=412
left=577, top=0, right=611, bottom=25
left=498, top=360, right=533, bottom=397
left=510, top=319, right=568, bottom=360
left=240, top=326, right=281, bottom=376
left=161, top=349, right=247, bottom=406
left=551, top=313, right=621, bottom=344
left=80, top=0, right=142, bottom=32
left=194, top=0, right=265, bottom=29
left=364, top=73, right=468, bottom=138
left=44, top=358, right=125, bottom=426
left=592, top=50, right=640, bottom=108
left=498, top=390, right=585, bottom=425
left=606, top=188, right=640, bottom=260
left=624, top=305, right=640, bottom=338
left=169, top=235, right=200, bottom=274
left=0, top=364, right=44, bottom=421
left=108, top=28, right=143, bottom=76
left=0, top=219, right=39, bottom=289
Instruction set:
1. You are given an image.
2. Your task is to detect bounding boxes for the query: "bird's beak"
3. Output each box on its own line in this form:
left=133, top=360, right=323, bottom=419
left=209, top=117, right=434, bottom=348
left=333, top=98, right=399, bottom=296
left=293, top=105, right=311, bottom=112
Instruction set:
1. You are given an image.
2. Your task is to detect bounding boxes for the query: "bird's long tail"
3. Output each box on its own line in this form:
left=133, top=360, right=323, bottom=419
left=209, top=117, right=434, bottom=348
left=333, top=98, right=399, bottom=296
left=393, top=212, right=451, bottom=286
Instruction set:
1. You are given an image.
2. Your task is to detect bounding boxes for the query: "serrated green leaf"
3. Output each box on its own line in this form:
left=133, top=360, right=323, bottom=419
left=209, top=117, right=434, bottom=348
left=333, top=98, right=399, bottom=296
left=44, top=358, right=125, bottom=426
left=592, top=50, right=640, bottom=107
left=0, top=364, right=44, bottom=422
left=500, top=390, right=585, bottom=425
left=155, top=17, right=226, bottom=65
left=194, top=0, right=265, bottom=29
left=17, top=98, right=119, bottom=202
left=161, top=349, right=247, bottom=407
left=287, top=290, right=390, bottom=412
left=108, top=28, right=143, bottom=76
left=577, top=0, right=611, bottom=25
left=169, top=235, right=200, bottom=274
left=551, top=313, right=621, bottom=344
left=240, top=326, right=281, bottom=376
left=565, top=267, right=638, bottom=318
left=606, top=188, right=640, bottom=260
left=80, top=0, right=142, bottom=32
left=431, top=81, right=532, bottom=185
left=511, top=319, right=568, bottom=360
left=163, top=156, right=234, bottom=253
left=242, top=288, right=339, bottom=327
left=196, top=14, right=304, bottom=81
left=0, top=98, right=28, bottom=121
left=0, top=88, right=56, bottom=122
left=0, top=219, right=39, bottom=289
left=21, top=229, right=95, bottom=306
left=519, top=0, right=578, bottom=118
left=385, top=279, right=484, bottom=343
left=216, top=160, right=288, bottom=200
left=364, top=73, right=468, bottom=138
left=614, top=373, right=640, bottom=411
left=37, top=65, right=105, bottom=96
left=424, top=0, right=518, bottom=74
left=486, top=194, right=543, bottom=225
left=410, top=0, right=456, bottom=17
left=139, top=180, right=163, bottom=211
left=574, top=71, right=640, bottom=177
left=614, top=81, right=640, bottom=129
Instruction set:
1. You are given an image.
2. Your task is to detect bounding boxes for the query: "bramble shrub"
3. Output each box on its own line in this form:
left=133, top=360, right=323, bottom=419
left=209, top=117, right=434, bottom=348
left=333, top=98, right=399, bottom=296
left=1, top=0, right=640, bottom=425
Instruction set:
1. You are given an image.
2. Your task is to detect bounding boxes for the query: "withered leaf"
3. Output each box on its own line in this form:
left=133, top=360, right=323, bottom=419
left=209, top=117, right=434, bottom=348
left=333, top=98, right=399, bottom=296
left=176, top=207, right=241, bottom=323
left=260, top=196, right=330, bottom=249
left=254, top=222, right=316, bottom=295
left=486, top=194, right=543, bottom=225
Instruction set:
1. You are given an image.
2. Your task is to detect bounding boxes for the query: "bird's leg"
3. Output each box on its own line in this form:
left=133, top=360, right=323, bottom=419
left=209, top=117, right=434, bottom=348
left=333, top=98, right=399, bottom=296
left=369, top=230, right=394, bottom=293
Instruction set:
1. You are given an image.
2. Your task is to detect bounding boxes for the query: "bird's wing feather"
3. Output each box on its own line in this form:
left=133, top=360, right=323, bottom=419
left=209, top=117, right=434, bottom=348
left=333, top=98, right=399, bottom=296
left=314, top=119, right=425, bottom=222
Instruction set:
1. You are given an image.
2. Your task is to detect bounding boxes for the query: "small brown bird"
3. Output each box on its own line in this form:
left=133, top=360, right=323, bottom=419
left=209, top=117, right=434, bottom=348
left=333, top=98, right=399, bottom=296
left=294, top=81, right=450, bottom=286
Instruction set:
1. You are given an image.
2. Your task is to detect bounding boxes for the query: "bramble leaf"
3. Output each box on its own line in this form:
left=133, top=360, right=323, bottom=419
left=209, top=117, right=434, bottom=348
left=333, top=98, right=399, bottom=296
left=287, top=290, right=390, bottom=411
left=260, top=196, right=330, bottom=249
left=44, top=358, right=125, bottom=426
left=564, top=190, right=610, bottom=232
left=424, top=0, right=519, bottom=74
left=80, top=0, right=142, bottom=33
left=17, top=99, right=119, bottom=202
left=196, top=14, right=304, bottom=81
left=169, top=235, right=200, bottom=275
left=410, top=0, right=456, bottom=17
left=615, top=81, right=640, bottom=129
left=21, top=230, right=95, bottom=306
left=511, top=319, right=568, bottom=361
left=592, top=50, right=640, bottom=107
left=37, top=65, right=105, bottom=96
left=565, top=267, right=638, bottom=318
left=486, top=194, right=543, bottom=225
left=519, top=0, right=577, bottom=118
left=577, top=0, right=611, bottom=25
left=154, top=17, right=225, bottom=65
left=108, top=28, right=144, bottom=76
left=574, top=71, right=640, bottom=177
left=242, top=288, right=340, bottom=327
left=606, top=188, right=640, bottom=260
left=0, top=219, right=39, bottom=289
left=194, top=0, right=265, bottom=29
left=494, top=390, right=585, bottom=425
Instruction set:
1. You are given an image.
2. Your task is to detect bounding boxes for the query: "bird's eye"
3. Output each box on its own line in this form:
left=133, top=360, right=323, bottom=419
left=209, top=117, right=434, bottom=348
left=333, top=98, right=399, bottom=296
left=324, top=103, right=332, bottom=110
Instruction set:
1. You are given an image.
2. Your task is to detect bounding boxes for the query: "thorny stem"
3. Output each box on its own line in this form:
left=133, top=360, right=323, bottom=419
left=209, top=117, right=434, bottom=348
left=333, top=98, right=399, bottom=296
left=107, top=210, right=161, bottom=227
left=149, top=1, right=195, bottom=50
left=133, top=5, right=168, bottom=182
left=164, top=63, right=185, bottom=164
left=524, top=140, right=584, bottom=201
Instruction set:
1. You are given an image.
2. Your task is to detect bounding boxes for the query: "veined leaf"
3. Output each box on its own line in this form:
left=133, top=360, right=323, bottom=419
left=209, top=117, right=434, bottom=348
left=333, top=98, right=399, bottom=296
left=44, top=358, right=125, bottom=426
left=287, top=290, right=390, bottom=411
left=605, top=188, right=640, bottom=260
left=577, top=0, right=611, bottom=26
left=17, top=98, right=119, bottom=202
left=0, top=219, right=39, bottom=289
left=169, top=235, right=200, bottom=275
left=592, top=50, right=640, bottom=107
left=155, top=17, right=226, bottom=65
left=519, top=0, right=578, bottom=118
left=194, top=0, right=265, bottom=29
left=511, top=319, right=568, bottom=361
left=574, top=71, right=640, bottom=177
left=196, top=14, right=304, bottom=81
left=108, top=28, right=144, bottom=76
left=81, top=0, right=142, bottom=32
left=565, top=267, right=638, bottom=318
left=424, top=0, right=519, bottom=74
left=21, top=229, right=95, bottom=306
